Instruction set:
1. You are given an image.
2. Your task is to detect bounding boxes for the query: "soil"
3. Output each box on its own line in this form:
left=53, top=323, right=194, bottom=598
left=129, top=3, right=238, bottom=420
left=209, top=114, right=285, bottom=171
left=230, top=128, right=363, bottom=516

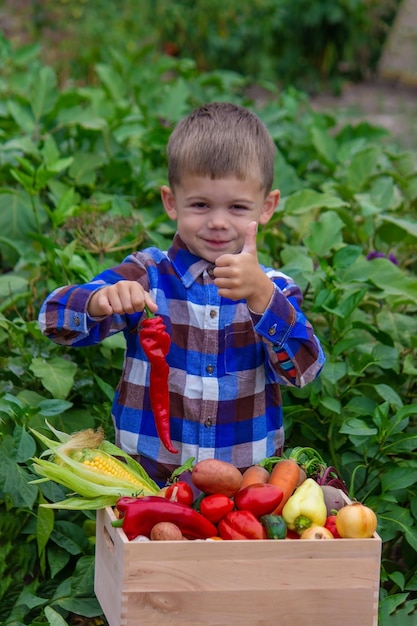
left=310, top=77, right=417, bottom=150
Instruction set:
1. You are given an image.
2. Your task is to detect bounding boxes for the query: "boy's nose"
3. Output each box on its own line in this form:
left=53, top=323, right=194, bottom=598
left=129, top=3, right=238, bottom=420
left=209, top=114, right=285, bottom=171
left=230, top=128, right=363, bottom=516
left=208, top=209, right=227, bottom=228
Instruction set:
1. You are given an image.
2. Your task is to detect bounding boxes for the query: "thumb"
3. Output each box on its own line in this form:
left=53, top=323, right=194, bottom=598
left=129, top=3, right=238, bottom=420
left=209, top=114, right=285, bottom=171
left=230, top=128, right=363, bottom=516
left=241, top=221, right=258, bottom=255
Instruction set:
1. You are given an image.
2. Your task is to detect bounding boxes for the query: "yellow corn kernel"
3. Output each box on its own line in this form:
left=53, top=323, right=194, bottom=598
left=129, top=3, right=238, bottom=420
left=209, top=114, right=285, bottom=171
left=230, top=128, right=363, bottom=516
left=81, top=451, right=145, bottom=488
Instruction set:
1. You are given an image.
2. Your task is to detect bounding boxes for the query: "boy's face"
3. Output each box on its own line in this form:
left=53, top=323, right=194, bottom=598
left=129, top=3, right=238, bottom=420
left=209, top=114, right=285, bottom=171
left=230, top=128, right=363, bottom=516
left=161, top=174, right=280, bottom=263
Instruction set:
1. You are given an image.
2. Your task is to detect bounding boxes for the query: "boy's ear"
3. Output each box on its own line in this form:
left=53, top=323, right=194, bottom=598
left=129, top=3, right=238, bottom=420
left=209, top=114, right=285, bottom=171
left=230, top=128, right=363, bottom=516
left=161, top=185, right=177, bottom=220
left=259, top=189, right=280, bottom=225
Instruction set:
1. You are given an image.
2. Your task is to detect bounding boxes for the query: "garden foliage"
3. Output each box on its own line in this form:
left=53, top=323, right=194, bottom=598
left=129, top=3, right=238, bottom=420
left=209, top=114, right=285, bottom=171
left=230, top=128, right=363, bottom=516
left=0, top=33, right=416, bottom=625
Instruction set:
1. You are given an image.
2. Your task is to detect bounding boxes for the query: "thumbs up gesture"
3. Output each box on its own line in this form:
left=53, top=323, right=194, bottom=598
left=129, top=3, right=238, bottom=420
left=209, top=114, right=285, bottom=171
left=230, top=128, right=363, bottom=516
left=213, top=221, right=275, bottom=313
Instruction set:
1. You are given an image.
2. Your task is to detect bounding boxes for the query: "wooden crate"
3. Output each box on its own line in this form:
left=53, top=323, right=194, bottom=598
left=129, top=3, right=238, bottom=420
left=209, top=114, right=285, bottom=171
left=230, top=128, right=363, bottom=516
left=95, top=506, right=382, bottom=626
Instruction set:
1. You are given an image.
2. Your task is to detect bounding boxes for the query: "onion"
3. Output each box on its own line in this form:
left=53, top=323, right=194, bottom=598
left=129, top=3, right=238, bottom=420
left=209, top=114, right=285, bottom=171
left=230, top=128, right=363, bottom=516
left=336, top=502, right=377, bottom=538
left=300, top=526, right=334, bottom=540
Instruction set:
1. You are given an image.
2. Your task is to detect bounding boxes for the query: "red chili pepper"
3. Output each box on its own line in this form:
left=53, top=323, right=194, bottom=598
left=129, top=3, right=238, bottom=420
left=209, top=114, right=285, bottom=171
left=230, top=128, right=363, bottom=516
left=218, top=510, right=267, bottom=540
left=324, top=514, right=342, bottom=538
left=139, top=308, right=178, bottom=454
left=116, top=496, right=217, bottom=540
left=200, top=493, right=235, bottom=524
left=234, top=483, right=284, bottom=518
left=165, top=481, right=194, bottom=507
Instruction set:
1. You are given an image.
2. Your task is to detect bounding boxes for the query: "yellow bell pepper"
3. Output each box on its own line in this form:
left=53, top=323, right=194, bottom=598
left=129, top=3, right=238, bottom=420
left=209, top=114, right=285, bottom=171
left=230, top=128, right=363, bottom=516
left=282, top=478, right=327, bottom=534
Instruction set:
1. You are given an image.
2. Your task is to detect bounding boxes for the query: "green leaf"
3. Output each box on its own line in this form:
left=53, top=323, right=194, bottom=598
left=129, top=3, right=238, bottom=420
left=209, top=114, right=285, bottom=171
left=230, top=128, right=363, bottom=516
left=0, top=273, right=29, bottom=300
left=30, top=357, right=78, bottom=400
left=155, top=78, right=191, bottom=122
left=319, top=396, right=341, bottom=414
left=310, top=126, right=338, bottom=164
left=7, top=99, right=35, bottom=133
left=68, top=152, right=108, bottom=185
left=321, top=360, right=347, bottom=384
left=95, top=63, right=128, bottom=104
left=44, top=605, right=71, bottom=626
left=380, top=215, right=417, bottom=240
left=15, top=426, right=37, bottom=463
left=93, top=374, right=114, bottom=403
left=31, top=66, right=58, bottom=121
left=373, top=384, right=403, bottom=408
left=283, top=189, right=348, bottom=214
left=381, top=467, right=417, bottom=493
left=38, top=399, right=74, bottom=417
left=304, top=210, right=344, bottom=255
left=0, top=189, right=47, bottom=241
left=51, top=521, right=90, bottom=555
left=343, top=145, right=380, bottom=191
left=36, top=497, right=55, bottom=555
left=339, top=418, right=378, bottom=436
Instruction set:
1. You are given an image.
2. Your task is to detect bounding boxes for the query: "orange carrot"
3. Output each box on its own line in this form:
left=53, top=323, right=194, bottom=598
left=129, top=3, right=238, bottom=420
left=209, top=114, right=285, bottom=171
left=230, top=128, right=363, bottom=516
left=268, top=458, right=301, bottom=515
left=240, top=465, right=270, bottom=489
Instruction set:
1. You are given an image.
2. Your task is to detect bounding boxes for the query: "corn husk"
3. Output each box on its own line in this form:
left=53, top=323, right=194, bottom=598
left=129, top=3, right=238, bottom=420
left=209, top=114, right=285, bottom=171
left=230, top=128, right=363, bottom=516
left=30, top=421, right=160, bottom=509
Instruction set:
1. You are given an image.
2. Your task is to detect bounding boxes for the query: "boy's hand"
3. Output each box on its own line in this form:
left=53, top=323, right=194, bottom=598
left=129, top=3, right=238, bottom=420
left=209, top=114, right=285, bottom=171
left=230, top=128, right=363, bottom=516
left=213, top=221, right=274, bottom=313
left=88, top=281, right=158, bottom=317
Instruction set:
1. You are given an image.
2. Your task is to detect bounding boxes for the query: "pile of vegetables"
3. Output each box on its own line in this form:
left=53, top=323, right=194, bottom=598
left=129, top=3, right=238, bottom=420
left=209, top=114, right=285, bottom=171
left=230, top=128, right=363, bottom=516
left=116, top=457, right=377, bottom=542
left=30, top=425, right=378, bottom=542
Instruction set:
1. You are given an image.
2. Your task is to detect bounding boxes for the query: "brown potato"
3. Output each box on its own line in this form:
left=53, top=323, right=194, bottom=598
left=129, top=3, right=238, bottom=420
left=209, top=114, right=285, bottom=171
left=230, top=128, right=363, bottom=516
left=191, top=459, right=243, bottom=497
left=150, top=522, right=183, bottom=541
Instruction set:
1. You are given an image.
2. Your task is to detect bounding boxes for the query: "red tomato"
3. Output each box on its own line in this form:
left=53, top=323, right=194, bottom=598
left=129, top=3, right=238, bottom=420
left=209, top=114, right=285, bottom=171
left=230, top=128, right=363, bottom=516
left=200, top=494, right=234, bottom=523
left=324, top=514, right=342, bottom=538
left=165, top=481, right=194, bottom=507
left=234, top=483, right=283, bottom=518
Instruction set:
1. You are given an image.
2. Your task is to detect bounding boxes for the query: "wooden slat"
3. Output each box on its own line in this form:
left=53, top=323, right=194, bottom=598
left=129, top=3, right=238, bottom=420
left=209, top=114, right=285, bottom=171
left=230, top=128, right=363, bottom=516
left=95, top=507, right=381, bottom=626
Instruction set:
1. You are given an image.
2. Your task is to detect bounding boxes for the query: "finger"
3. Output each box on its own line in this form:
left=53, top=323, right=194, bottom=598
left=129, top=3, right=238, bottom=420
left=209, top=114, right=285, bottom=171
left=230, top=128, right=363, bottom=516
left=241, top=221, right=258, bottom=256
left=92, top=290, right=114, bottom=316
left=143, top=291, right=158, bottom=314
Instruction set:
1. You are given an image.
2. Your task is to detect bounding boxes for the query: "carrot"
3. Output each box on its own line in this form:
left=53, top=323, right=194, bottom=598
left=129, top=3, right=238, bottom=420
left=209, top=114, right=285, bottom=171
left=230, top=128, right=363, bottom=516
left=267, top=458, right=301, bottom=515
left=240, top=465, right=270, bottom=489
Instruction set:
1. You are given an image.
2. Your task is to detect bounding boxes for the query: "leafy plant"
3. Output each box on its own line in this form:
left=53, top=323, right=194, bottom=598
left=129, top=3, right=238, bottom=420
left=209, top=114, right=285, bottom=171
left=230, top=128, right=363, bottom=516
left=0, top=33, right=416, bottom=624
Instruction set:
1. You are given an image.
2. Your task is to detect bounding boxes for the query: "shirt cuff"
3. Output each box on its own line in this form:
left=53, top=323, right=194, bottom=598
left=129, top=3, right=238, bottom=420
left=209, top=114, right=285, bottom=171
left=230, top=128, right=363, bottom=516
left=251, top=285, right=296, bottom=347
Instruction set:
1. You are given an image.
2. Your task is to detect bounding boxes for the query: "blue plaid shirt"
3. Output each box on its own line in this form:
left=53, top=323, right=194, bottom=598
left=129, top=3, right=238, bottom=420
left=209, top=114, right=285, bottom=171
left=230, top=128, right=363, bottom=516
left=39, top=234, right=325, bottom=484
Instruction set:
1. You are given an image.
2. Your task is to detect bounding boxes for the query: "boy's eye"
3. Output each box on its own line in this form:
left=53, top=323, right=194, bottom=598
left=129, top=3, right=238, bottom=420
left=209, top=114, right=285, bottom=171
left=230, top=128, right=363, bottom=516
left=192, top=202, right=208, bottom=209
left=231, top=204, right=248, bottom=211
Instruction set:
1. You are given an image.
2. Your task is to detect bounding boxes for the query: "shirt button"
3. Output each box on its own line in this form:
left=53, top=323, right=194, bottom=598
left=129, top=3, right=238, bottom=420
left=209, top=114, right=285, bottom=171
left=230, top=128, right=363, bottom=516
left=206, top=364, right=214, bottom=374
left=210, top=309, right=217, bottom=318
left=204, top=418, right=212, bottom=428
left=268, top=324, right=277, bottom=336
left=74, top=315, right=80, bottom=327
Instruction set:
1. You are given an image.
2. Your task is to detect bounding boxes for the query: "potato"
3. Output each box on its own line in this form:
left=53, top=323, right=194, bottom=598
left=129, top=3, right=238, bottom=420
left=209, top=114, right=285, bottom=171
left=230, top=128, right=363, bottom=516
left=150, top=522, right=183, bottom=541
left=191, top=459, right=243, bottom=497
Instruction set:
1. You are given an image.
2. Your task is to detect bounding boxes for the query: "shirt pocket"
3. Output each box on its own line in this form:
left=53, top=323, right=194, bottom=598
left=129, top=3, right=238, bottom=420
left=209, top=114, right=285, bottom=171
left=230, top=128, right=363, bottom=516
left=224, top=324, right=257, bottom=379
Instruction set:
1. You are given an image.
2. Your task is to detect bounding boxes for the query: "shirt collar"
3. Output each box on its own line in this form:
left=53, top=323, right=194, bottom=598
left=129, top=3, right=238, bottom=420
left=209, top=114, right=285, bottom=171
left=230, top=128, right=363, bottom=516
left=168, top=233, right=215, bottom=287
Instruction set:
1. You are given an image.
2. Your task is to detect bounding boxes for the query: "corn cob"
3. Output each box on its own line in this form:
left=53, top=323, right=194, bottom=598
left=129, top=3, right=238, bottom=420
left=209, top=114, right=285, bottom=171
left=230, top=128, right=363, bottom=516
left=77, top=449, right=149, bottom=489
left=30, top=421, right=160, bottom=509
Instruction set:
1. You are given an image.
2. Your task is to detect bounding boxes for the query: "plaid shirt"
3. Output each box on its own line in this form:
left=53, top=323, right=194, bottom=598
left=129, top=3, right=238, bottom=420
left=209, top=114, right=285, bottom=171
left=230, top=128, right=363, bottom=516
left=39, top=234, right=325, bottom=485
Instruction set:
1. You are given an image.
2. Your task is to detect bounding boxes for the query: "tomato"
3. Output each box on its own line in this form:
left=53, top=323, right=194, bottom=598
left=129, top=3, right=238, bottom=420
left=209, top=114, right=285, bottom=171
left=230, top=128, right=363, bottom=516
left=336, top=502, right=377, bottom=539
left=324, top=514, right=342, bottom=538
left=234, top=483, right=283, bottom=518
left=200, top=493, right=234, bottom=523
left=165, top=481, right=194, bottom=507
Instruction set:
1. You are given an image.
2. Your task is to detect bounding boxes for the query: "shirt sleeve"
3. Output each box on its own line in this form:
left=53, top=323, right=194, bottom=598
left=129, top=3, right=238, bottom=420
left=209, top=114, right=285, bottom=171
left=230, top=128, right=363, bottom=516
left=250, top=279, right=326, bottom=388
left=38, top=256, right=149, bottom=347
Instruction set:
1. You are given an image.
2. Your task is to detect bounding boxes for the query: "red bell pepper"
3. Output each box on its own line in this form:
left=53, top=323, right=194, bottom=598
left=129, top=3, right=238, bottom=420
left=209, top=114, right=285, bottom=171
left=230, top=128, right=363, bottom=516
left=116, top=496, right=217, bottom=540
left=218, top=510, right=267, bottom=540
left=139, top=309, right=178, bottom=454
left=200, top=493, right=234, bottom=524
left=324, top=514, right=342, bottom=538
left=234, top=483, right=283, bottom=518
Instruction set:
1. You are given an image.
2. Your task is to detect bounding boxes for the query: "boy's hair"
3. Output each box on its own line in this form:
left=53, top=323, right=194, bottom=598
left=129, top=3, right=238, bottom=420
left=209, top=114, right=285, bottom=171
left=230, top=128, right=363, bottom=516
left=167, top=102, right=276, bottom=193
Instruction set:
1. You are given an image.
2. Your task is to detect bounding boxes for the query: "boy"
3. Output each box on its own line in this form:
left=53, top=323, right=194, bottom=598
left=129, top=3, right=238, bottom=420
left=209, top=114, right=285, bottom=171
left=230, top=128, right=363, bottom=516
left=39, top=102, right=325, bottom=485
